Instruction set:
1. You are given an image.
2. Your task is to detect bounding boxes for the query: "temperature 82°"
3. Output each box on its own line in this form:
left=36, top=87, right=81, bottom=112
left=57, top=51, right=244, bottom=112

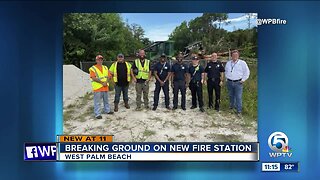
left=284, top=164, right=294, bottom=170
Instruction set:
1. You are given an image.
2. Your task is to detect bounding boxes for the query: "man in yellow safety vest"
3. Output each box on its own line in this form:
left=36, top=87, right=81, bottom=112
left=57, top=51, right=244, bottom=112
left=109, top=53, right=132, bottom=112
left=89, top=55, right=114, bottom=119
left=131, top=50, right=152, bottom=110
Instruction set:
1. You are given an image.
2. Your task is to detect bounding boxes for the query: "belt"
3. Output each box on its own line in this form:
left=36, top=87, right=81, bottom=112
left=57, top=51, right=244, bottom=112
left=208, top=77, right=220, bottom=80
left=227, top=79, right=242, bottom=82
left=174, top=79, right=185, bottom=82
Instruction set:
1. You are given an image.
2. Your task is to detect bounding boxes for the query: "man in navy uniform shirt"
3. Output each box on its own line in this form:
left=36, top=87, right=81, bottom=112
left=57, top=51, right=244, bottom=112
left=152, top=54, right=171, bottom=110
left=171, top=53, right=188, bottom=110
left=204, top=53, right=225, bottom=111
left=188, top=56, right=205, bottom=112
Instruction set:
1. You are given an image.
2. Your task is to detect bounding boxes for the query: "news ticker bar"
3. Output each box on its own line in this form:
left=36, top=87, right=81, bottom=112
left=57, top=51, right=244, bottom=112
left=261, top=162, right=299, bottom=172
left=25, top=141, right=259, bottom=161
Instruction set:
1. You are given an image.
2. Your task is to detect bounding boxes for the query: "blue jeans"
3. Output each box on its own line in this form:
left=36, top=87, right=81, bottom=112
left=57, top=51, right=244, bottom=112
left=114, top=85, right=129, bottom=104
left=227, top=81, right=243, bottom=113
left=93, top=91, right=111, bottom=117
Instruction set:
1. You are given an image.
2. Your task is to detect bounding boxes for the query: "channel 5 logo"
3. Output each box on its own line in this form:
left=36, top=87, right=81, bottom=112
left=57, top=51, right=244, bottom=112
left=24, top=143, right=56, bottom=161
left=268, top=132, right=293, bottom=158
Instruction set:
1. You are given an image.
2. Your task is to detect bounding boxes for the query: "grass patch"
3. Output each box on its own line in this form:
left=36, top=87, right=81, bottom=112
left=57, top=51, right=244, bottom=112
left=206, top=133, right=241, bottom=142
left=176, top=134, right=186, bottom=138
left=78, top=116, right=86, bottom=122
left=203, top=61, right=257, bottom=121
left=143, top=129, right=156, bottom=137
left=150, top=117, right=162, bottom=122
left=66, top=103, right=76, bottom=109
left=84, top=125, right=94, bottom=133
left=242, top=117, right=255, bottom=127
left=63, top=109, right=75, bottom=121
left=190, top=133, right=197, bottom=138
left=170, top=121, right=181, bottom=129
left=210, top=121, right=217, bottom=128
left=64, top=122, right=72, bottom=128
left=104, top=119, right=111, bottom=126
left=77, top=92, right=93, bottom=107
left=122, top=125, right=130, bottom=130
left=75, top=106, right=93, bottom=121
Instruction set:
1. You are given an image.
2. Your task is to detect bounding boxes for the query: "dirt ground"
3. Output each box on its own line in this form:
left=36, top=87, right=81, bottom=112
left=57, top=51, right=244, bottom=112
left=63, top=80, right=257, bottom=142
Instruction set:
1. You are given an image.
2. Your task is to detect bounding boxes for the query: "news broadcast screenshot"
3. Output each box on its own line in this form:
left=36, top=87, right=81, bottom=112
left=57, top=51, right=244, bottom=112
left=1, top=1, right=319, bottom=179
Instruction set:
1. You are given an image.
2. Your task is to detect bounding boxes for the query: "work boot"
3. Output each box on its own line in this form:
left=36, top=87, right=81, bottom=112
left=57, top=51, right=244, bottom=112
left=124, top=101, right=130, bottom=109
left=114, top=103, right=119, bottom=112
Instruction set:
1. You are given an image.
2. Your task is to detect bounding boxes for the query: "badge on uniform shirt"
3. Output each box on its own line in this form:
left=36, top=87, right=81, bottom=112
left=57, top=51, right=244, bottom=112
left=208, top=66, right=211, bottom=68
left=217, top=64, right=220, bottom=68
left=164, top=66, right=168, bottom=69
left=182, top=66, right=185, bottom=69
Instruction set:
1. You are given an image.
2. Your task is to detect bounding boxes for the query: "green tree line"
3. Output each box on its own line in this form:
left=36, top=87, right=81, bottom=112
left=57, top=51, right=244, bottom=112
left=169, top=13, right=257, bottom=58
left=63, top=13, right=150, bottom=67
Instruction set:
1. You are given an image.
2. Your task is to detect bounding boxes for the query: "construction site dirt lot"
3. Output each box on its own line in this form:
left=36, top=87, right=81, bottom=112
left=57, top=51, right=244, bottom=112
left=63, top=65, right=257, bottom=142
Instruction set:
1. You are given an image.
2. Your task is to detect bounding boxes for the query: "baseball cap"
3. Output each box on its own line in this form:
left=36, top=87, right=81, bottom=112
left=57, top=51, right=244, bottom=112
left=160, top=53, right=166, bottom=58
left=117, top=53, right=124, bottom=58
left=96, top=55, right=103, bottom=60
left=192, top=56, right=199, bottom=60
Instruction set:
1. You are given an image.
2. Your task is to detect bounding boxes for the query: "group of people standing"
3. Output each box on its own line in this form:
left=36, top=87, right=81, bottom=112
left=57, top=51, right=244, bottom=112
left=89, top=49, right=250, bottom=119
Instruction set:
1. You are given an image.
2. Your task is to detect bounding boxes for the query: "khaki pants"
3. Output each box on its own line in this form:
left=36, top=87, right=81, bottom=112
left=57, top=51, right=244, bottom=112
left=135, top=82, right=149, bottom=107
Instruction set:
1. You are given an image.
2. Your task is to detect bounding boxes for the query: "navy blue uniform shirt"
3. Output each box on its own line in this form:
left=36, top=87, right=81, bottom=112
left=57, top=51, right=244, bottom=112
left=205, top=61, right=225, bottom=79
left=171, top=63, right=188, bottom=81
left=153, top=61, right=171, bottom=81
left=189, top=64, right=204, bottom=82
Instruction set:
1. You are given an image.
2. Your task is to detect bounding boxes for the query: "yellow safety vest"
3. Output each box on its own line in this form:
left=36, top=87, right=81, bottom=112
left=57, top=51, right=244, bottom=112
left=110, top=62, right=131, bottom=83
left=89, top=65, right=109, bottom=91
left=135, top=59, right=150, bottom=80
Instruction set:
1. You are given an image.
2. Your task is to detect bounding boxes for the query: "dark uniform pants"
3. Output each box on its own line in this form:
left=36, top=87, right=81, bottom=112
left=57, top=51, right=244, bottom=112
left=207, top=78, right=221, bottom=109
left=189, top=81, right=204, bottom=108
left=173, top=80, right=186, bottom=109
left=153, top=81, right=170, bottom=107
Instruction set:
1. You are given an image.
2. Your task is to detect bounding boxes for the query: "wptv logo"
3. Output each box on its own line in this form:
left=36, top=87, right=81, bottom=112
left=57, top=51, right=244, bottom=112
left=24, top=143, right=57, bottom=161
left=268, top=132, right=293, bottom=158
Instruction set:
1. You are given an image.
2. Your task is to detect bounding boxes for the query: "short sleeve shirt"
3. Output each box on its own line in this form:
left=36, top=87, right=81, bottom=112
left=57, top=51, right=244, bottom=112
left=188, top=65, right=204, bottom=82
left=171, top=63, right=188, bottom=81
left=205, top=61, right=225, bottom=79
left=153, top=62, right=171, bottom=81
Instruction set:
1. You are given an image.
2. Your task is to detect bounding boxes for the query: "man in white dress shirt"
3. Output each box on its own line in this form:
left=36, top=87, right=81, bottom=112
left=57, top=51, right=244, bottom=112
left=224, top=50, right=250, bottom=116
